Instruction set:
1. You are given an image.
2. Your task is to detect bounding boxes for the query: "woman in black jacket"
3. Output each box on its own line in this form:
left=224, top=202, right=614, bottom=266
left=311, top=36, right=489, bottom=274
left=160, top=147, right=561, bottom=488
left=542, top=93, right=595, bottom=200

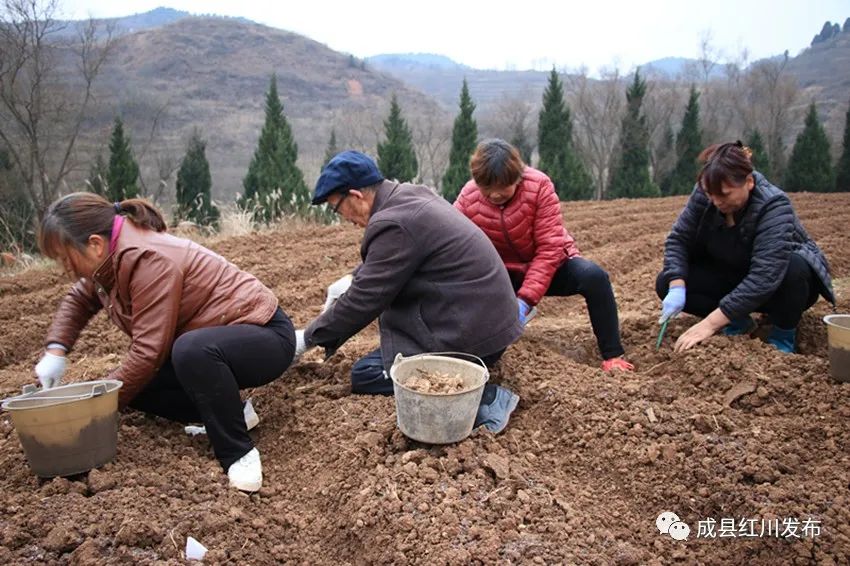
left=656, top=141, right=834, bottom=353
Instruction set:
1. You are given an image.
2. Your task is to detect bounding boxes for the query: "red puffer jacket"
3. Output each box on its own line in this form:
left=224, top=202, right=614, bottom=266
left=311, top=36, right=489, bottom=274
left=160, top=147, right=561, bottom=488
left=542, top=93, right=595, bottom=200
left=454, top=167, right=581, bottom=305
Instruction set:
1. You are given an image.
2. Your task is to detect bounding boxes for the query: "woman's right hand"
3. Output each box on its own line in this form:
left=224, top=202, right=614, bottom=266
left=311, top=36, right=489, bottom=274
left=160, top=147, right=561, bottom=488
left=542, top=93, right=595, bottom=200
left=35, top=350, right=66, bottom=389
left=659, top=284, right=686, bottom=323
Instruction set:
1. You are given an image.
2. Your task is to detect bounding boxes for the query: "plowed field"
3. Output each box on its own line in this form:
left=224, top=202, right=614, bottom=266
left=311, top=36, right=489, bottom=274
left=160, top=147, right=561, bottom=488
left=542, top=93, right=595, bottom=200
left=1, top=193, right=849, bottom=565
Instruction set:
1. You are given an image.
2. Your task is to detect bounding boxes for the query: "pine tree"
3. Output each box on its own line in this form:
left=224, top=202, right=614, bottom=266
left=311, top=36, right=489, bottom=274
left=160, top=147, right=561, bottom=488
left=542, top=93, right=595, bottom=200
left=745, top=129, right=771, bottom=178
left=87, top=153, right=108, bottom=196
left=239, top=74, right=310, bottom=222
left=106, top=117, right=140, bottom=201
left=441, top=79, right=478, bottom=201
left=785, top=102, right=834, bottom=192
left=662, top=86, right=702, bottom=195
left=835, top=99, right=850, bottom=192
left=175, top=131, right=219, bottom=227
left=537, top=68, right=593, bottom=200
left=607, top=69, right=660, bottom=199
left=377, top=94, right=418, bottom=182
left=322, top=128, right=339, bottom=170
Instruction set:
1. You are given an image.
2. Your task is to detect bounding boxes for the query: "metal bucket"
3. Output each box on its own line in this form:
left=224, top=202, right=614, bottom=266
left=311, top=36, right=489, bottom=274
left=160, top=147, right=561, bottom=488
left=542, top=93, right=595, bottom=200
left=824, top=315, right=850, bottom=383
left=390, top=353, right=488, bottom=444
left=1, top=380, right=123, bottom=477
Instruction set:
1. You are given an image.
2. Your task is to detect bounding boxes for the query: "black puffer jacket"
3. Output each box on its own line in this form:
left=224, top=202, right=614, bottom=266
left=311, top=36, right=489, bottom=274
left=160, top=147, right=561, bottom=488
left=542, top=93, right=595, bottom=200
left=662, top=172, right=835, bottom=320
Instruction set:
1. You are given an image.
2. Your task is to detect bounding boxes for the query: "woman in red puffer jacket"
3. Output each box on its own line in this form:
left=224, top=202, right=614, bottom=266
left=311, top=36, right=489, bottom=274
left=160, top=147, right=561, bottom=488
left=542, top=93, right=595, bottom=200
left=454, top=139, right=633, bottom=371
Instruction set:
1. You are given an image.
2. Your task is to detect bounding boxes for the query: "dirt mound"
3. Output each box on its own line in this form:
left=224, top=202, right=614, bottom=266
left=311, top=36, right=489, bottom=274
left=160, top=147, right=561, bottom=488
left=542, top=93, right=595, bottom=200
left=1, top=194, right=849, bottom=564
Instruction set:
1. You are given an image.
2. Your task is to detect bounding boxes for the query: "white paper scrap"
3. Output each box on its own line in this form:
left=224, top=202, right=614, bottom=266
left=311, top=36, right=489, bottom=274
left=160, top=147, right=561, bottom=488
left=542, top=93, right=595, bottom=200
left=186, top=536, right=208, bottom=561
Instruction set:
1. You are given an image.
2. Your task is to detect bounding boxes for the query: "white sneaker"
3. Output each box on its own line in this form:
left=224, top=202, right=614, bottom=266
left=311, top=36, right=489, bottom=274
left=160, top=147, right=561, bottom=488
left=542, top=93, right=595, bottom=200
left=184, top=398, right=260, bottom=435
left=227, top=448, right=262, bottom=492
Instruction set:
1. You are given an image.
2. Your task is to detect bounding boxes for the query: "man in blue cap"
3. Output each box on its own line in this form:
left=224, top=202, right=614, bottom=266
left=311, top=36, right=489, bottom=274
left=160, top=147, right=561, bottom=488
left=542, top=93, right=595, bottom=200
left=297, top=150, right=523, bottom=433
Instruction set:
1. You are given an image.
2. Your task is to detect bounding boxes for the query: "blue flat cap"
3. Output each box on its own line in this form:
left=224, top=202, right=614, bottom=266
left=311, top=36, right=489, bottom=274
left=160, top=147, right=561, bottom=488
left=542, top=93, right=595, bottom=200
left=312, top=150, right=384, bottom=205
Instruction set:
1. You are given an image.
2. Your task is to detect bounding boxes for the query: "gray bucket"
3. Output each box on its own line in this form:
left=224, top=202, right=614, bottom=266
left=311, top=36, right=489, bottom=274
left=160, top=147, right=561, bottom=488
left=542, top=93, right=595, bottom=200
left=2, top=380, right=122, bottom=477
left=390, top=353, right=488, bottom=444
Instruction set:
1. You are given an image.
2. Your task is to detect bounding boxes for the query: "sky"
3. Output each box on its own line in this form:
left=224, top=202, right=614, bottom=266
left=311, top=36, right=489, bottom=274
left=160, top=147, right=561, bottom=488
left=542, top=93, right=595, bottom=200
left=62, top=0, right=849, bottom=72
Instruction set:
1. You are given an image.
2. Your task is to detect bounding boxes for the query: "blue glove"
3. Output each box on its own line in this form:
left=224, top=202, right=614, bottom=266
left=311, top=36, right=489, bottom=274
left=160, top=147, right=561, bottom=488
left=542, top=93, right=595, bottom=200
left=517, top=298, right=532, bottom=326
left=659, top=285, right=686, bottom=323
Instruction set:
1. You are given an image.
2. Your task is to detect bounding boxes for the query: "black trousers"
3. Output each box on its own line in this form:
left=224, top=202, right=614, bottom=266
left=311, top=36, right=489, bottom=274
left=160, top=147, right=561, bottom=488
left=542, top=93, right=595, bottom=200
left=654, top=253, right=820, bottom=329
left=128, top=308, right=295, bottom=469
left=511, top=257, right=625, bottom=360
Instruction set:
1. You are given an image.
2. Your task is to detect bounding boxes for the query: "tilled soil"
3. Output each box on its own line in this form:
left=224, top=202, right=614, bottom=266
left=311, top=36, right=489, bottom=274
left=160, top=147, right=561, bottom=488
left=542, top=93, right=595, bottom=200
left=1, top=194, right=849, bottom=565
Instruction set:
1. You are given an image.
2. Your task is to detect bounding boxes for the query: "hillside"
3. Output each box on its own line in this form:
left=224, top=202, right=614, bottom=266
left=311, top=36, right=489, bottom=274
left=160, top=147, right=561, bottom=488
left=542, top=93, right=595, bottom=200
left=787, top=25, right=850, bottom=142
left=369, top=24, right=850, bottom=137
left=70, top=17, right=446, bottom=199
left=366, top=55, right=552, bottom=112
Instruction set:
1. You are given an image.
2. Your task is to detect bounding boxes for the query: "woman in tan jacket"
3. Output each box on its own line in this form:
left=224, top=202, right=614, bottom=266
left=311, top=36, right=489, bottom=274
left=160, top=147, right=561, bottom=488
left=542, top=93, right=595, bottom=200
left=35, top=192, right=294, bottom=492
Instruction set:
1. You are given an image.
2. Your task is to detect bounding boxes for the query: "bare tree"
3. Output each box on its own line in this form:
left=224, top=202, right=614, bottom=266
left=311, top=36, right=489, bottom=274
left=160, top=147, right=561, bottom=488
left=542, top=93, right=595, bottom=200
left=0, top=0, right=115, bottom=216
left=744, top=51, right=800, bottom=178
left=641, top=71, right=686, bottom=184
left=410, top=113, right=451, bottom=190
left=333, top=106, right=383, bottom=154
left=565, top=66, right=625, bottom=199
left=480, top=90, right=536, bottom=163
left=684, top=31, right=731, bottom=143
left=130, top=97, right=178, bottom=204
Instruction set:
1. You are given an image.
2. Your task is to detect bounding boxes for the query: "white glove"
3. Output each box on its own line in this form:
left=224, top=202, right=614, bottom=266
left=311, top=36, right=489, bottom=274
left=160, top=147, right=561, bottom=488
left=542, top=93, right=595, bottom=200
left=322, top=274, right=353, bottom=313
left=35, top=351, right=66, bottom=389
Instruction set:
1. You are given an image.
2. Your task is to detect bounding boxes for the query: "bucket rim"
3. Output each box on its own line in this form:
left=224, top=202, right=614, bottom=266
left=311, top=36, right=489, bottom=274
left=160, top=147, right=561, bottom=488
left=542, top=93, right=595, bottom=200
left=1, top=379, right=123, bottom=411
left=824, top=314, right=850, bottom=329
left=390, top=353, right=489, bottom=397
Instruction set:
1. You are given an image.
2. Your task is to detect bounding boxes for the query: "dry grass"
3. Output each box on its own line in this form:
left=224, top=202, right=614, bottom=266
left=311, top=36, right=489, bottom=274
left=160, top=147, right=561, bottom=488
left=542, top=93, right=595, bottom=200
left=0, top=255, right=55, bottom=278
left=0, top=205, right=334, bottom=280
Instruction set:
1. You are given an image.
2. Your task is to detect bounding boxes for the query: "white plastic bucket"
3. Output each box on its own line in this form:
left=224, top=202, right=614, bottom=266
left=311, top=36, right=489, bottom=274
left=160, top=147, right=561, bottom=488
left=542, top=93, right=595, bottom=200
left=390, top=353, right=488, bottom=444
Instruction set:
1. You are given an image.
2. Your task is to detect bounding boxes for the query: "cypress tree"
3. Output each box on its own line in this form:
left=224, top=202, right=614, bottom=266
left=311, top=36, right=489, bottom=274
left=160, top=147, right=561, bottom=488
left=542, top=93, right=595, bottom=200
left=239, top=74, right=310, bottom=222
left=322, top=128, right=339, bottom=171
left=744, top=129, right=771, bottom=178
left=377, top=94, right=418, bottom=182
left=106, top=117, right=140, bottom=201
left=537, top=68, right=593, bottom=200
left=175, top=131, right=219, bottom=227
left=441, top=79, right=478, bottom=201
left=607, top=69, right=660, bottom=199
left=835, top=98, right=850, bottom=192
left=785, top=102, right=834, bottom=192
left=662, top=86, right=703, bottom=195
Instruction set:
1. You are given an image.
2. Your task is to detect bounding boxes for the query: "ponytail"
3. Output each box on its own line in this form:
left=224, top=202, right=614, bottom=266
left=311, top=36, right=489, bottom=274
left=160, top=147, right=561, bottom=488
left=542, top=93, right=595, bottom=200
left=114, top=198, right=166, bottom=232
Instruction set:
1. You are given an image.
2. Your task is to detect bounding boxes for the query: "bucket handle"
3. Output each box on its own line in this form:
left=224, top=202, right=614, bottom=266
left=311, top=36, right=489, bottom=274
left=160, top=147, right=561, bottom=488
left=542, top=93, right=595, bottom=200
left=6, top=382, right=110, bottom=403
left=393, top=351, right=489, bottom=373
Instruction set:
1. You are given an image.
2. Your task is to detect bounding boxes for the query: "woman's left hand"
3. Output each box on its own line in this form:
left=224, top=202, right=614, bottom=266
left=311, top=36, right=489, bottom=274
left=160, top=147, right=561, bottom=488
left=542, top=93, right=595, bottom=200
left=674, top=319, right=718, bottom=352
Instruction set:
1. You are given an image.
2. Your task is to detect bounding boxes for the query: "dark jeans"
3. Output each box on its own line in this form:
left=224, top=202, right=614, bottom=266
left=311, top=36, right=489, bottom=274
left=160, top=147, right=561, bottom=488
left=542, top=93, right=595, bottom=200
left=654, top=253, right=820, bottom=329
left=128, top=308, right=295, bottom=469
left=351, top=349, right=505, bottom=397
left=511, top=257, right=625, bottom=360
